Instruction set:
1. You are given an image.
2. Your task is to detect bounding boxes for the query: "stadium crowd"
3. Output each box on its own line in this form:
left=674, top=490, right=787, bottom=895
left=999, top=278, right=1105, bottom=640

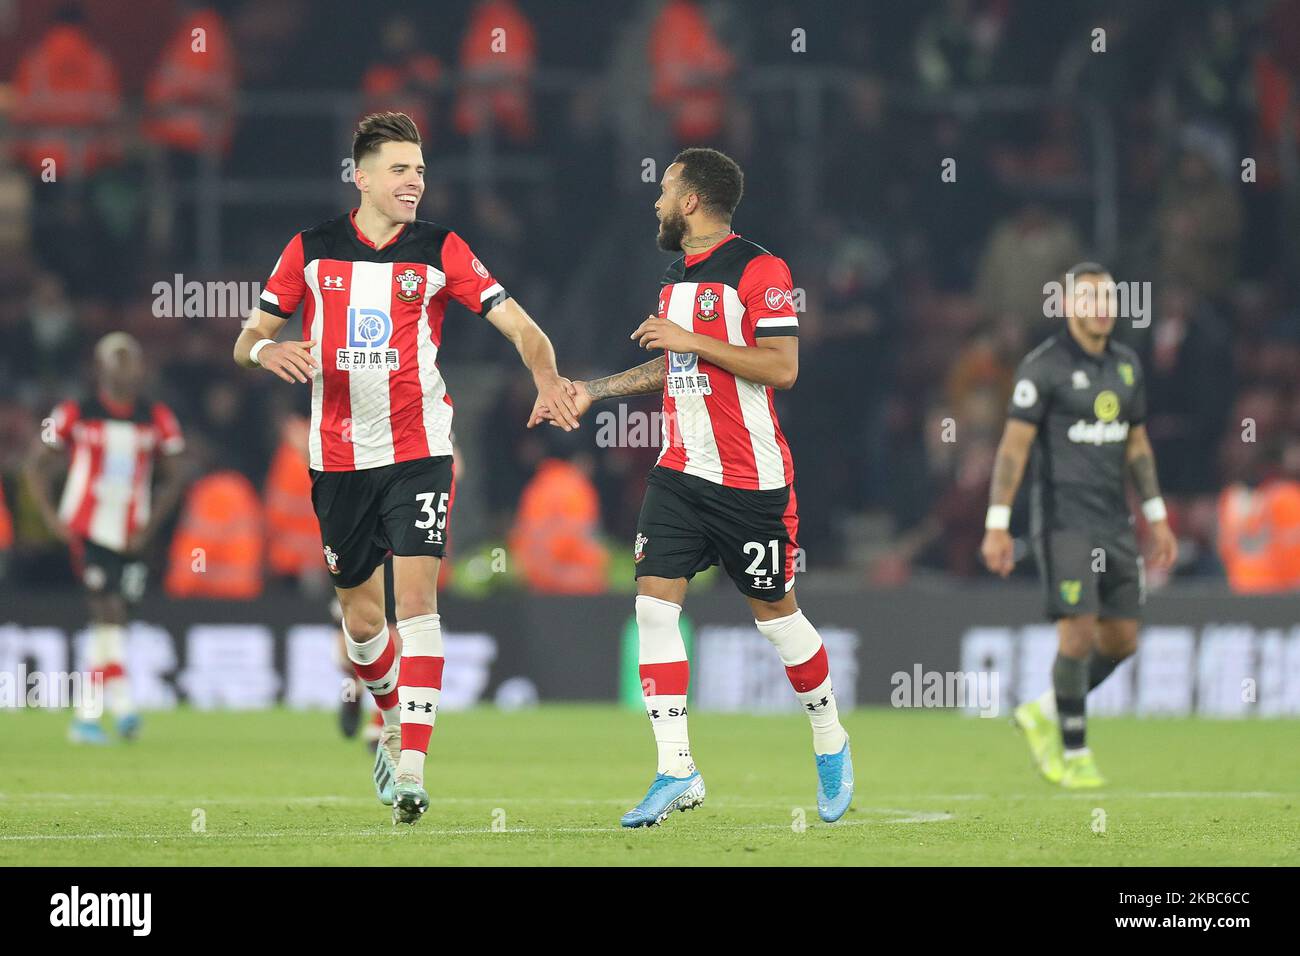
left=2, top=0, right=1299, bottom=596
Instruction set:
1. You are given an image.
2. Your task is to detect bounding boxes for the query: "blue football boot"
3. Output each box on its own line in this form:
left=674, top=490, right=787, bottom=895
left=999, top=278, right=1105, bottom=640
left=815, top=739, right=854, bottom=822
left=115, top=712, right=141, bottom=741
left=620, top=772, right=706, bottom=828
left=68, top=719, right=110, bottom=745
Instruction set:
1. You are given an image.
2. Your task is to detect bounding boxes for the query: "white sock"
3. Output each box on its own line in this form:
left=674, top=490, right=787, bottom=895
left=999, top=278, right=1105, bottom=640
left=83, top=624, right=130, bottom=719
left=636, top=596, right=694, bottom=777
left=396, top=613, right=444, bottom=781
left=756, top=610, right=848, bottom=756
left=342, top=622, right=400, bottom=727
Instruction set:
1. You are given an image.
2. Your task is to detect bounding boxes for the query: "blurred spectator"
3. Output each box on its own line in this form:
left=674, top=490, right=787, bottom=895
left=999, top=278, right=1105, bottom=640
left=12, top=5, right=123, bottom=180
left=263, top=413, right=325, bottom=591
left=165, top=465, right=264, bottom=599
left=197, top=379, right=271, bottom=482
left=1217, top=441, right=1300, bottom=593
left=455, top=0, right=537, bottom=143
left=649, top=0, right=734, bottom=142
left=914, top=0, right=1008, bottom=92
left=509, top=454, right=609, bottom=594
left=361, top=16, right=443, bottom=142
left=974, top=200, right=1083, bottom=331
left=1156, top=134, right=1243, bottom=302
left=1165, top=4, right=1251, bottom=136
left=1143, top=285, right=1233, bottom=495
left=142, top=5, right=238, bottom=157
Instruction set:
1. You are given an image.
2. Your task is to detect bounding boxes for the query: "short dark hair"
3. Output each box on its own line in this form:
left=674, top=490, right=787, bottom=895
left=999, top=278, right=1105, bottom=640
left=1065, top=261, right=1110, bottom=282
left=353, top=112, right=422, bottom=167
left=672, top=147, right=744, bottom=218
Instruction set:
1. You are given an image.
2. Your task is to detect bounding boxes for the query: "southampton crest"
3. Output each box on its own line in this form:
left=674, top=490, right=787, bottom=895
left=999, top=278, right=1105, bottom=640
left=394, top=268, right=425, bottom=303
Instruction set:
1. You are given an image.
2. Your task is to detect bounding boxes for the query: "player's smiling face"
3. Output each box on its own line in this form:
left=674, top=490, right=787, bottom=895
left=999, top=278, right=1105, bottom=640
left=357, top=140, right=425, bottom=224
left=655, top=162, right=689, bottom=252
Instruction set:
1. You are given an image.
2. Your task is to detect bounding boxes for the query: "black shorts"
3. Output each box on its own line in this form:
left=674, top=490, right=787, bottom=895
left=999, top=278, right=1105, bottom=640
left=310, top=455, right=454, bottom=590
left=1033, top=526, right=1144, bottom=621
left=634, top=466, right=798, bottom=602
left=77, top=540, right=148, bottom=603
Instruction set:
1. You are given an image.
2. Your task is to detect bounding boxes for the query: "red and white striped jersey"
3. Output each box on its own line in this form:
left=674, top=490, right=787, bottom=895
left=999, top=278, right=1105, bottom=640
left=655, top=234, right=798, bottom=490
left=258, top=211, right=508, bottom=472
left=46, top=394, right=185, bottom=551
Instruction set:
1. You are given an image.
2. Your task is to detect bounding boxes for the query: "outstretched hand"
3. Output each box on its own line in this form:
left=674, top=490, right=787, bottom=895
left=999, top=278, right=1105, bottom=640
left=528, top=380, right=593, bottom=429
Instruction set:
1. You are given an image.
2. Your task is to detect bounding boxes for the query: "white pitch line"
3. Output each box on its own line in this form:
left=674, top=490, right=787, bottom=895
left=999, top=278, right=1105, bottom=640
left=0, top=808, right=955, bottom=842
left=3, top=790, right=1291, bottom=806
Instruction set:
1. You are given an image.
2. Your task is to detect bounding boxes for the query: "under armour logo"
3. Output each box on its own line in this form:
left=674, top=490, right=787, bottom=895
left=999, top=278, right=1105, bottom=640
left=753, top=576, right=774, bottom=589
left=406, top=701, right=434, bottom=713
left=804, top=696, right=829, bottom=712
left=322, top=275, right=345, bottom=289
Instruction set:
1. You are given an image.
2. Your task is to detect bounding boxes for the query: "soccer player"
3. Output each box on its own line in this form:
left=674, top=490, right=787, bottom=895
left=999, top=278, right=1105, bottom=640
left=234, top=112, right=579, bottom=825
left=980, top=263, right=1178, bottom=788
left=531, top=148, right=854, bottom=827
left=26, top=332, right=187, bottom=744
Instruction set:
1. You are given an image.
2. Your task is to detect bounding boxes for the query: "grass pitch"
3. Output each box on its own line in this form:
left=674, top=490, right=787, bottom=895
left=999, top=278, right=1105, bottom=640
left=1, top=706, right=1297, bottom=866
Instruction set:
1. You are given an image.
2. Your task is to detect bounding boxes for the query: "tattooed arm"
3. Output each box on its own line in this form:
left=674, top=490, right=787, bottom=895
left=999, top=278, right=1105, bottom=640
left=980, top=419, right=1037, bottom=577
left=584, top=358, right=666, bottom=400
left=1125, top=423, right=1162, bottom=501
left=526, top=356, right=665, bottom=429
left=989, top=419, right=1038, bottom=507
left=1126, top=423, right=1178, bottom=570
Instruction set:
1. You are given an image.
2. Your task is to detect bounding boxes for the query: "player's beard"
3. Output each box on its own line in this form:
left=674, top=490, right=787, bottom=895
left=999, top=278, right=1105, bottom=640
left=657, top=210, right=687, bottom=252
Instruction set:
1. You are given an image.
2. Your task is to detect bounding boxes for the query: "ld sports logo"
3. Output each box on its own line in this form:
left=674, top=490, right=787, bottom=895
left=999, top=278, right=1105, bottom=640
left=338, top=307, right=400, bottom=372
left=667, top=350, right=711, bottom=397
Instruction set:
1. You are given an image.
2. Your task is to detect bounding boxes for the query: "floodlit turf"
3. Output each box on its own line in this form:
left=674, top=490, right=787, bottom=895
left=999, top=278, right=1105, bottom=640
left=1, top=706, right=1297, bottom=866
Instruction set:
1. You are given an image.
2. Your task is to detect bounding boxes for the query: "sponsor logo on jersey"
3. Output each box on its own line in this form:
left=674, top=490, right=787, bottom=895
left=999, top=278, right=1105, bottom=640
left=1072, top=370, right=1090, bottom=389
left=323, top=545, right=340, bottom=575
left=765, top=287, right=794, bottom=311
left=1094, top=389, right=1120, bottom=422
left=347, top=307, right=392, bottom=347
left=1118, top=362, right=1135, bottom=387
left=322, top=275, right=345, bottom=291
left=1060, top=580, right=1082, bottom=605
left=1067, top=419, right=1129, bottom=445
left=394, top=268, right=425, bottom=303
left=340, top=307, right=400, bottom=371
left=667, top=351, right=712, bottom=396
left=695, top=288, right=720, bottom=321
left=669, top=351, right=697, bottom=374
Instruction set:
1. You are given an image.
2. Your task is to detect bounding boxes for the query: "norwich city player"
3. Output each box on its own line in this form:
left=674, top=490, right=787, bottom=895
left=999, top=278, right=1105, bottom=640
left=980, top=263, right=1178, bottom=788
